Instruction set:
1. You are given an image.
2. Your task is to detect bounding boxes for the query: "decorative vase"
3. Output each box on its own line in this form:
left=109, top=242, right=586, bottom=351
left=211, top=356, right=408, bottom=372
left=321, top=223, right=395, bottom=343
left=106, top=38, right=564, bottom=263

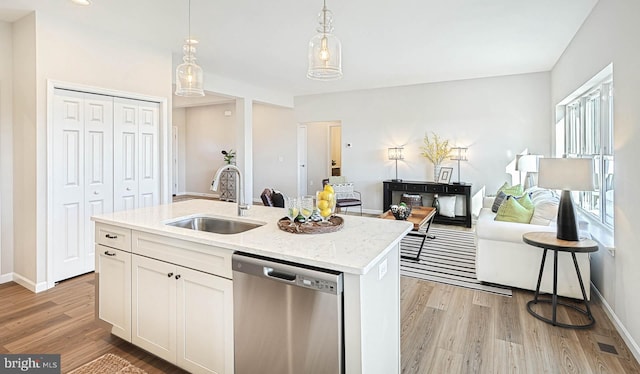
left=432, top=194, right=440, bottom=213
left=434, top=164, right=441, bottom=182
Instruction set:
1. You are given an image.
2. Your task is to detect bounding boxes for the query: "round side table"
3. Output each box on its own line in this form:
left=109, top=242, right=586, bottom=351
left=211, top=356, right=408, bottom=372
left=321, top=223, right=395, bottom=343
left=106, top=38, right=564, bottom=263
left=522, top=232, right=599, bottom=329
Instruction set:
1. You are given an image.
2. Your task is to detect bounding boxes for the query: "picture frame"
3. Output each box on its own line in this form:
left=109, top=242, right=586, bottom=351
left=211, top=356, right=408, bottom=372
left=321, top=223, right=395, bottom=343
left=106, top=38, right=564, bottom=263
left=437, top=167, right=453, bottom=184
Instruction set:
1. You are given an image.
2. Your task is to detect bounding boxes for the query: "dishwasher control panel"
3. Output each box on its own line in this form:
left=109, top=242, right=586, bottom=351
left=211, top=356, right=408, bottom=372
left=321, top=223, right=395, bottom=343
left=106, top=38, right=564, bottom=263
left=299, top=276, right=338, bottom=293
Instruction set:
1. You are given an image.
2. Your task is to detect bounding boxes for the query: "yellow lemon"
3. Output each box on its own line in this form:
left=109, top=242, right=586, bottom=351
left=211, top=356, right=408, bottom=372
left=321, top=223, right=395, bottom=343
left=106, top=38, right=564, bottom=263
left=317, top=191, right=328, bottom=201
left=320, top=208, right=332, bottom=217
left=324, top=184, right=334, bottom=193
left=317, top=200, right=329, bottom=210
left=301, top=208, right=312, bottom=217
left=324, top=192, right=334, bottom=202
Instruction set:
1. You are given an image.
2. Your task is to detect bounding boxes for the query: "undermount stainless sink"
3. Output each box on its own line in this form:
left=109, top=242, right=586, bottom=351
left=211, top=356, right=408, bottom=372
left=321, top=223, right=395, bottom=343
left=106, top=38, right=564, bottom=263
left=166, top=216, right=263, bottom=234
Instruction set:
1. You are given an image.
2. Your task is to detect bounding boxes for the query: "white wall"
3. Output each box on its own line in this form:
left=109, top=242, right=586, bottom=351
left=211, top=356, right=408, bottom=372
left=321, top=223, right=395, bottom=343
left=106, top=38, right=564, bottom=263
left=252, top=103, right=297, bottom=198
left=10, top=10, right=174, bottom=289
left=294, top=72, right=552, bottom=212
left=551, top=0, right=640, bottom=358
left=184, top=103, right=236, bottom=195
left=0, top=21, right=14, bottom=281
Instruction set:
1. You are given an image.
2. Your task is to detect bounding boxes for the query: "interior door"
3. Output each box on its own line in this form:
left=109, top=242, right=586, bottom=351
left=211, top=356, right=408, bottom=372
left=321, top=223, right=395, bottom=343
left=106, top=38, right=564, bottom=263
left=138, top=101, right=160, bottom=207
left=297, top=125, right=308, bottom=196
left=52, top=89, right=86, bottom=282
left=113, top=98, right=139, bottom=211
left=84, top=94, right=114, bottom=272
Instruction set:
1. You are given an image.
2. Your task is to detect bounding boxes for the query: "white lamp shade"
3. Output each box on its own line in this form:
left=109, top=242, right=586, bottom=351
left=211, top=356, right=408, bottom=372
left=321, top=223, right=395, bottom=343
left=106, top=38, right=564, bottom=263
left=388, top=147, right=404, bottom=160
left=538, top=158, right=594, bottom=191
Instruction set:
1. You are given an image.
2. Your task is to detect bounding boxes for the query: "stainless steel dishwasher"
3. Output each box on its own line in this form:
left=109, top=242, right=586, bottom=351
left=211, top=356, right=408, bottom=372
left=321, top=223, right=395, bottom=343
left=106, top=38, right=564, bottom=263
left=232, top=253, right=344, bottom=374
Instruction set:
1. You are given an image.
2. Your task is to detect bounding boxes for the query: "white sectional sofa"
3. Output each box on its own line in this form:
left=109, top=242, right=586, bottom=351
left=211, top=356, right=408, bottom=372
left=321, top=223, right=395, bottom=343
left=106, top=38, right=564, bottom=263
left=475, top=189, right=591, bottom=299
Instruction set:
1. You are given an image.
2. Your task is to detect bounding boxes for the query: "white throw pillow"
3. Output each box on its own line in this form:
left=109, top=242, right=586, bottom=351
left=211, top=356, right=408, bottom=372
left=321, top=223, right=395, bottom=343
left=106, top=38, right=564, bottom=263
left=332, top=183, right=357, bottom=199
left=438, top=196, right=456, bottom=218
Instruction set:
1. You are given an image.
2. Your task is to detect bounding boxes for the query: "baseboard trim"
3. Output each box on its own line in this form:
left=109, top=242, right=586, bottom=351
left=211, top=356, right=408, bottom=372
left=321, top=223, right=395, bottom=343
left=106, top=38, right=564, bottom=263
left=12, top=273, right=49, bottom=293
left=592, top=284, right=640, bottom=364
left=0, top=272, right=13, bottom=284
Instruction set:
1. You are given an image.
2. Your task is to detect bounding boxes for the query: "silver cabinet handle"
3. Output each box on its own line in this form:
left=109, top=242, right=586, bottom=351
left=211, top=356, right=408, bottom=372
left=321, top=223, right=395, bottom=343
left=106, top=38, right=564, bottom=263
left=104, top=251, right=116, bottom=256
left=93, top=191, right=99, bottom=195
left=126, top=187, right=132, bottom=191
left=167, top=272, right=174, bottom=278
left=175, top=274, right=181, bottom=280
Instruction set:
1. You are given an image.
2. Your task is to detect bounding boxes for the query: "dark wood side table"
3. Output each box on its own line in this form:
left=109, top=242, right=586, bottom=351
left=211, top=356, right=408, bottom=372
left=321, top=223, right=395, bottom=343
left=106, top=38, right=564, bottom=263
left=522, top=232, right=599, bottom=329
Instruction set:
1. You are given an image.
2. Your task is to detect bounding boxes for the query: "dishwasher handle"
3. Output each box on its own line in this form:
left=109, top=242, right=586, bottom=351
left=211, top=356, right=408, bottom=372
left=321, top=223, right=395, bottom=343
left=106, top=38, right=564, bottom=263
left=264, top=267, right=297, bottom=282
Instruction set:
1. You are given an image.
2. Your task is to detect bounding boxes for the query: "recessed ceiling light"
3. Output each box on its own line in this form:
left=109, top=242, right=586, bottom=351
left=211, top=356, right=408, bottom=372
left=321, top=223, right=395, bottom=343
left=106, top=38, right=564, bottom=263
left=71, top=0, right=91, bottom=5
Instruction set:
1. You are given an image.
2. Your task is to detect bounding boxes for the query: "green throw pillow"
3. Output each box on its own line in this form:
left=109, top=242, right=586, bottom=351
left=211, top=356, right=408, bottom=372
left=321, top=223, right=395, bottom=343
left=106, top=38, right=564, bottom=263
left=495, top=195, right=533, bottom=223
left=497, top=183, right=524, bottom=197
left=514, top=193, right=534, bottom=211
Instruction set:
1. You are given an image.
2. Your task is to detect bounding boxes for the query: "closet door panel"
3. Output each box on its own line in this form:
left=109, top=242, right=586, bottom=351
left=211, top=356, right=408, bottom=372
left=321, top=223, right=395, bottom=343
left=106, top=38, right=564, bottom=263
left=52, top=89, right=86, bottom=282
left=114, top=98, right=139, bottom=211
left=138, top=101, right=160, bottom=207
left=84, top=94, right=114, bottom=272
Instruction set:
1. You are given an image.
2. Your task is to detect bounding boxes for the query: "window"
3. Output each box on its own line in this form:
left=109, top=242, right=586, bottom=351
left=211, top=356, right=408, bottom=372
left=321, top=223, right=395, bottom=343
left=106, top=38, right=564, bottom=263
left=562, top=80, right=614, bottom=227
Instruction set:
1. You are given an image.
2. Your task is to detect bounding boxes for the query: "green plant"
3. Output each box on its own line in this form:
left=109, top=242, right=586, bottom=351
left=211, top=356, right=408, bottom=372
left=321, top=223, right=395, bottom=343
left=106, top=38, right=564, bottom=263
left=420, top=132, right=451, bottom=165
left=221, top=149, right=236, bottom=164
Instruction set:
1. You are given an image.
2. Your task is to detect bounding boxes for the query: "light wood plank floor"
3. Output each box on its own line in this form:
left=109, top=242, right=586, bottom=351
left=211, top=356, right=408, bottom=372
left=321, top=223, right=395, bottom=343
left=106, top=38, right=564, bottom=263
left=2, top=273, right=638, bottom=373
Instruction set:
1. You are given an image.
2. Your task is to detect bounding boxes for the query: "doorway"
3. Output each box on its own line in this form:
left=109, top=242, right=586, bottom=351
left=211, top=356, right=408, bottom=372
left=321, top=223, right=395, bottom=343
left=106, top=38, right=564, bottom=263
left=297, top=121, right=341, bottom=196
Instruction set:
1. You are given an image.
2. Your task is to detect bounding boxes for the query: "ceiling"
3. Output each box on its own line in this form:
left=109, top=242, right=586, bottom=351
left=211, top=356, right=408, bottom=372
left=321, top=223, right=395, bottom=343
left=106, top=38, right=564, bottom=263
left=1, top=0, right=598, bottom=98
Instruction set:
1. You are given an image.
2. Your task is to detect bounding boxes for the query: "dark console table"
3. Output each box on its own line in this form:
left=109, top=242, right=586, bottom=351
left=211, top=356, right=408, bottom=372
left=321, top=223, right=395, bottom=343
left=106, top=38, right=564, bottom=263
left=382, top=180, right=472, bottom=228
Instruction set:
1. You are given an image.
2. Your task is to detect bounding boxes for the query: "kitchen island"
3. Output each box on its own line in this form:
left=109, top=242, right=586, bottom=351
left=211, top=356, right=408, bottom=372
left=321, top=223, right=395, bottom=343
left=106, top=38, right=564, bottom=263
left=92, top=199, right=412, bottom=374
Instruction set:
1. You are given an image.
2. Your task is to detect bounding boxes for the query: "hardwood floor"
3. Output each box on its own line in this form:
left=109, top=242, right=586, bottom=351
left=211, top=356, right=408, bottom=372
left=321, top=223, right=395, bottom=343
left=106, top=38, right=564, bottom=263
left=2, top=272, right=638, bottom=373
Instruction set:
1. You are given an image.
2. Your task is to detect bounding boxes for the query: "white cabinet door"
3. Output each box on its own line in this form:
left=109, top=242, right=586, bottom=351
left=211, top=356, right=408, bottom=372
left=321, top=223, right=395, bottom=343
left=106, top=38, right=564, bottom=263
left=52, top=89, right=113, bottom=282
left=132, top=255, right=177, bottom=363
left=177, top=266, right=234, bottom=374
left=131, top=253, right=234, bottom=373
left=113, top=98, right=159, bottom=211
left=96, top=244, right=131, bottom=341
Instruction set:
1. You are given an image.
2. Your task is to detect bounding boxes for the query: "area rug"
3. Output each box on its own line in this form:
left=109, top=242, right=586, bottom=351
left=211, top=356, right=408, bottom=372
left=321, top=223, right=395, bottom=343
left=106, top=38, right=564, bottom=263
left=401, top=227, right=512, bottom=297
left=69, top=353, right=147, bottom=374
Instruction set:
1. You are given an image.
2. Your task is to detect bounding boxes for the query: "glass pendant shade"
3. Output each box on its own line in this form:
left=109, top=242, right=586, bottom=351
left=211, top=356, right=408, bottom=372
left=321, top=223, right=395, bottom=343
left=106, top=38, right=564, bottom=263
left=307, top=2, right=342, bottom=80
left=175, top=41, right=204, bottom=97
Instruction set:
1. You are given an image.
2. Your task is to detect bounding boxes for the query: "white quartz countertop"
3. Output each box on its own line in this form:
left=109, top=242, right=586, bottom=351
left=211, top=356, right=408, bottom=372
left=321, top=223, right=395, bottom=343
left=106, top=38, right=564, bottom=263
left=92, top=200, right=413, bottom=275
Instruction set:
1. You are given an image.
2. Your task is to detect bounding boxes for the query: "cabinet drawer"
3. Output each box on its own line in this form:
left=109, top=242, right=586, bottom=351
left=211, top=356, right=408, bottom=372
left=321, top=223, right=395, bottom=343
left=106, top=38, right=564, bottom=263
left=96, top=223, right=131, bottom=252
left=446, top=185, right=466, bottom=194
left=425, top=184, right=445, bottom=193
left=132, top=231, right=232, bottom=279
left=388, top=182, right=406, bottom=191
left=406, top=184, right=425, bottom=193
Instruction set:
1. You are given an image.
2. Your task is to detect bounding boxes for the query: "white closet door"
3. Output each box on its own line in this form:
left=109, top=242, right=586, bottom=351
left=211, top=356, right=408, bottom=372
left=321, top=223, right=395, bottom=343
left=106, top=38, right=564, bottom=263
left=52, top=90, right=85, bottom=282
left=114, top=98, right=139, bottom=211
left=53, top=90, right=113, bottom=281
left=137, top=101, right=160, bottom=208
left=84, top=94, right=114, bottom=271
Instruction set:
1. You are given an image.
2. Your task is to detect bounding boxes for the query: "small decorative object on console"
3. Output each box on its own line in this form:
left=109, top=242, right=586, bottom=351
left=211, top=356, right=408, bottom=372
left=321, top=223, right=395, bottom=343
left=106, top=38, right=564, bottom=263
left=390, top=203, right=412, bottom=220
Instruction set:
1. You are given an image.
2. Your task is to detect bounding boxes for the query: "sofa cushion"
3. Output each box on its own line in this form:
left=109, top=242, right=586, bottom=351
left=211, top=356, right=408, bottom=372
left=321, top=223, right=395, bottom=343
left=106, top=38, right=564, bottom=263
left=495, top=196, right=533, bottom=223
left=514, top=193, right=534, bottom=211
left=497, top=182, right=524, bottom=196
left=438, top=195, right=456, bottom=217
left=491, top=191, right=508, bottom=212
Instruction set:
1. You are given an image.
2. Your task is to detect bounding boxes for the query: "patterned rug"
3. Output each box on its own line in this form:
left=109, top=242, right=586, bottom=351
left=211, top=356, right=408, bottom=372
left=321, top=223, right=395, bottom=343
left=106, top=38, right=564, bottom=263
left=69, top=353, right=147, bottom=374
left=401, top=227, right=512, bottom=297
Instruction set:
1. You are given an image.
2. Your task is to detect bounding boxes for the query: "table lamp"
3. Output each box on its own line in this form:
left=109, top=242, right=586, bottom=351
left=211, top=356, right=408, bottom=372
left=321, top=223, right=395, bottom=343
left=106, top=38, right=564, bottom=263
left=388, top=147, right=404, bottom=182
left=517, top=154, right=543, bottom=189
left=450, top=147, right=468, bottom=184
left=538, top=158, right=594, bottom=241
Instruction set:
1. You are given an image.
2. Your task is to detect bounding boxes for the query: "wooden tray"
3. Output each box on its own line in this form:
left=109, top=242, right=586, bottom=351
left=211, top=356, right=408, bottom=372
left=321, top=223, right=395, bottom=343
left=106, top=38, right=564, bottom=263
left=277, top=216, right=344, bottom=234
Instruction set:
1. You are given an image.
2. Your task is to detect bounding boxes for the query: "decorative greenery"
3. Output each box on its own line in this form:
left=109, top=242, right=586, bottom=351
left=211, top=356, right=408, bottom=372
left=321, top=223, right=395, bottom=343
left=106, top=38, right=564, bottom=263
left=420, top=132, right=451, bottom=165
left=221, top=149, right=236, bottom=164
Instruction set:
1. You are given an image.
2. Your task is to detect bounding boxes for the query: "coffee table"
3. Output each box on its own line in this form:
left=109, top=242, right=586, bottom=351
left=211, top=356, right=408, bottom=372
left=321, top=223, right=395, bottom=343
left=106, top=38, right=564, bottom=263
left=379, top=206, right=436, bottom=261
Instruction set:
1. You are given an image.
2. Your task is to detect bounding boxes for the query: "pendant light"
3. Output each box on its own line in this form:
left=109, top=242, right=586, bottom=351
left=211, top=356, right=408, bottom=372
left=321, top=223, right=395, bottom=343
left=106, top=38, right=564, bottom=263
left=175, top=0, right=205, bottom=97
left=307, top=0, right=342, bottom=80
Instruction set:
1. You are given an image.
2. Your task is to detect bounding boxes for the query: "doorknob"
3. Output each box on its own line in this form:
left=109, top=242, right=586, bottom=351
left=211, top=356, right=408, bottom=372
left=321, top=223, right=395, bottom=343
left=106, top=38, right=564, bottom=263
left=300, top=164, right=306, bottom=167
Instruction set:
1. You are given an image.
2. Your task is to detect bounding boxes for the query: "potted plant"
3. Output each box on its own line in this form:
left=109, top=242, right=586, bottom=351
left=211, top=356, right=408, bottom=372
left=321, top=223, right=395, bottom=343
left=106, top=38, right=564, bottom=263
left=221, top=149, right=236, bottom=165
left=420, top=132, right=451, bottom=181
